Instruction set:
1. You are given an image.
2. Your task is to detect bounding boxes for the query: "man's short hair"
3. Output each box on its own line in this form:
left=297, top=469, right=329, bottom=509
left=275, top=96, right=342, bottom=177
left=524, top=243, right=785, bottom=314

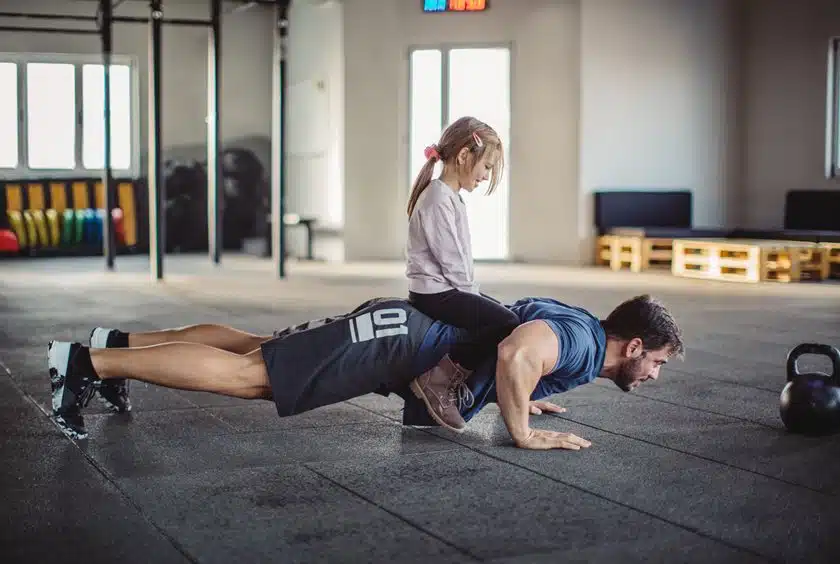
left=601, top=294, right=685, bottom=359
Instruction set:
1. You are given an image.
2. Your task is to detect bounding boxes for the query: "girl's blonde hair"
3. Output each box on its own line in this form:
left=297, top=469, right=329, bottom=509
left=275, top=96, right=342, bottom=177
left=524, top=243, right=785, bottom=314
left=407, top=116, right=504, bottom=217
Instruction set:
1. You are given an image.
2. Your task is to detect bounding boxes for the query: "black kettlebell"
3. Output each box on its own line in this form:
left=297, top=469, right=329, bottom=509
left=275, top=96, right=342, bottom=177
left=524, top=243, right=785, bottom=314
left=779, top=343, right=840, bottom=436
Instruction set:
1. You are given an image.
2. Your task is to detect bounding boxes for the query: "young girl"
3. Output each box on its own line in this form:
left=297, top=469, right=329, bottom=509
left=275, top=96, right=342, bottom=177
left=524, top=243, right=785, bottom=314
left=405, top=116, right=520, bottom=432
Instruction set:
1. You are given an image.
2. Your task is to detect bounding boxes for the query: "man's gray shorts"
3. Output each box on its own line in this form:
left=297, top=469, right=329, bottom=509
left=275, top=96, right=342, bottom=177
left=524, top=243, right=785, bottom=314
left=260, top=298, right=437, bottom=416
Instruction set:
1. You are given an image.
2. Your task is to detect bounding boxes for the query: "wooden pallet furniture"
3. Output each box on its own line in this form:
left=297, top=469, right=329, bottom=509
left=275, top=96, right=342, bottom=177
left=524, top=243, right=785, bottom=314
left=671, top=238, right=830, bottom=283
left=822, top=242, right=840, bottom=279
left=595, top=233, right=674, bottom=272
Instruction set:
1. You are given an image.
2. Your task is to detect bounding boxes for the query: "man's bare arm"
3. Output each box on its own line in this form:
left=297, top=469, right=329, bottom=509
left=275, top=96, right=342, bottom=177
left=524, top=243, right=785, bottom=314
left=495, top=320, right=592, bottom=451
left=495, top=320, right=557, bottom=443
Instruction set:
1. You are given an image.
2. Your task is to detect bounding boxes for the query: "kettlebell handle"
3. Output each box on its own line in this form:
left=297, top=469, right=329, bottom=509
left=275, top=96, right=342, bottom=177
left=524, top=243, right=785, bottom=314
left=786, top=343, right=840, bottom=383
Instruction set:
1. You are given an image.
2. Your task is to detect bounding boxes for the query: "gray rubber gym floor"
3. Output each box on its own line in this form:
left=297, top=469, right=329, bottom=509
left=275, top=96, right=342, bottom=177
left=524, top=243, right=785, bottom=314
left=2, top=255, right=840, bottom=563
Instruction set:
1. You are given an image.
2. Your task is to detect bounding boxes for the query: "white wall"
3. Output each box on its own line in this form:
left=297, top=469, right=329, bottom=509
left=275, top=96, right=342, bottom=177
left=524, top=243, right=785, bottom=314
left=509, top=2, right=582, bottom=264
left=343, top=0, right=582, bottom=262
left=741, top=0, right=840, bottom=228
left=579, top=0, right=743, bottom=250
left=342, top=0, right=403, bottom=261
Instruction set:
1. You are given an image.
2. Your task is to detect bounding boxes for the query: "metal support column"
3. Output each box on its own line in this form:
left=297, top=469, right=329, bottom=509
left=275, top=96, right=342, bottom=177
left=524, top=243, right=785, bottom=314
left=99, top=0, right=116, bottom=270
left=271, top=0, right=291, bottom=278
left=207, top=0, right=222, bottom=264
left=148, top=1, right=165, bottom=280
left=826, top=38, right=839, bottom=179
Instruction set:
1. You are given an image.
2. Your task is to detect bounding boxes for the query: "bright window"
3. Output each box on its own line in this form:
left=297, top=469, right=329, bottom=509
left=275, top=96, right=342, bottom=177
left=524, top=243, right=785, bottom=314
left=0, top=63, right=19, bottom=169
left=0, top=55, right=137, bottom=178
left=26, top=62, right=76, bottom=170
left=409, top=49, right=443, bottom=190
left=82, top=64, right=133, bottom=170
left=447, top=47, right=511, bottom=260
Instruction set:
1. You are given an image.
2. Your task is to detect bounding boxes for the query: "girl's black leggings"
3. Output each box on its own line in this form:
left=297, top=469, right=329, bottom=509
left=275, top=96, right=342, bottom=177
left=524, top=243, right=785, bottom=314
left=408, top=289, right=520, bottom=370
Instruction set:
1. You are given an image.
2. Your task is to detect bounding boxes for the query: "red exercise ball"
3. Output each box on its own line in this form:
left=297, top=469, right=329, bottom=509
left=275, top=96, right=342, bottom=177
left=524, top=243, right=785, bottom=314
left=0, top=229, right=20, bottom=252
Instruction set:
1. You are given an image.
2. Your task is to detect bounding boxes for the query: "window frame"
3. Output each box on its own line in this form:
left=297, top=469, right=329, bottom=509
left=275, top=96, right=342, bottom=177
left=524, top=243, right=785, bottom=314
left=0, top=51, right=140, bottom=181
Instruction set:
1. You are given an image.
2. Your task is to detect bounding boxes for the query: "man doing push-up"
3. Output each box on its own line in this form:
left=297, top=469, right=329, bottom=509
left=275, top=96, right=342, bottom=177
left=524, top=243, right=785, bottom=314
left=47, top=294, right=684, bottom=450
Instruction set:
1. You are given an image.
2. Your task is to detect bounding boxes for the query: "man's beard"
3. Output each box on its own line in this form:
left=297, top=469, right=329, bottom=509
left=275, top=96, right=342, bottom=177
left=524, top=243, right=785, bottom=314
left=614, top=355, right=644, bottom=392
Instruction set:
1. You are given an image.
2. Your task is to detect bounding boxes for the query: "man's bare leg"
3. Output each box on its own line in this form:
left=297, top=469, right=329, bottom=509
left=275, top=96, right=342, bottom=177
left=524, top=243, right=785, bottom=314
left=48, top=339, right=273, bottom=439
left=89, top=324, right=272, bottom=414
left=92, top=344, right=271, bottom=399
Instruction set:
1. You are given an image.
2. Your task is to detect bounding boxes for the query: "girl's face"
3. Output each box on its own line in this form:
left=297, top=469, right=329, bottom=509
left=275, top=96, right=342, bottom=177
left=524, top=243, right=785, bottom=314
left=458, top=147, right=498, bottom=192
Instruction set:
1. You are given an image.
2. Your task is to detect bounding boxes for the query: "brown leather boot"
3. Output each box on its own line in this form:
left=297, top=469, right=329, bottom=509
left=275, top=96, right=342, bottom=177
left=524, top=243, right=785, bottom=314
left=409, top=354, right=473, bottom=433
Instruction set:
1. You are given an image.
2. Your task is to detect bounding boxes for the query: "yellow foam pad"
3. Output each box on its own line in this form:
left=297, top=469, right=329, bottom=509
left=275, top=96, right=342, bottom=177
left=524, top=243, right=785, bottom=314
left=5, top=184, right=23, bottom=212
left=30, top=209, right=49, bottom=247
left=117, top=182, right=137, bottom=245
left=50, top=182, right=68, bottom=213
left=45, top=208, right=60, bottom=246
left=22, top=210, right=38, bottom=247
left=27, top=183, right=45, bottom=210
left=94, top=181, right=106, bottom=210
left=72, top=182, right=89, bottom=210
left=7, top=210, right=27, bottom=247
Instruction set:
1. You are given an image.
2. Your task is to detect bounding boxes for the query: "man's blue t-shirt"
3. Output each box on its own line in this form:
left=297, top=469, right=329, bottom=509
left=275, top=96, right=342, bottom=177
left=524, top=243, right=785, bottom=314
left=404, top=297, right=607, bottom=425
left=459, top=297, right=607, bottom=421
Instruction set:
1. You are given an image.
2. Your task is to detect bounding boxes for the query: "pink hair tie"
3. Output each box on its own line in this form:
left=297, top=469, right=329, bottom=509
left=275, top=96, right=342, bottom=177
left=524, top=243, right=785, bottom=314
left=424, top=145, right=440, bottom=161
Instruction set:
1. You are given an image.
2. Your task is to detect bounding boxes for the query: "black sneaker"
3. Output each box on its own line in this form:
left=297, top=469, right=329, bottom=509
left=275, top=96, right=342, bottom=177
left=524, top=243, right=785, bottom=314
left=89, top=328, right=131, bottom=413
left=49, top=341, right=99, bottom=439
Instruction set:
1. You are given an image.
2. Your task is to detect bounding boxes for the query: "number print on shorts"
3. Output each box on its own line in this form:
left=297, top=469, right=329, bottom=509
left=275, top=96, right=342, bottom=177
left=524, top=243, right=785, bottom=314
left=349, top=308, right=409, bottom=342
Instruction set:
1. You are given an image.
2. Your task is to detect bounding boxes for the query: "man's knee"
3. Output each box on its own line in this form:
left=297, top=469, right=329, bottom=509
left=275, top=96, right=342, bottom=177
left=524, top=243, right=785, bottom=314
left=235, top=352, right=273, bottom=400
left=243, top=350, right=269, bottom=380
left=247, top=386, right=274, bottom=400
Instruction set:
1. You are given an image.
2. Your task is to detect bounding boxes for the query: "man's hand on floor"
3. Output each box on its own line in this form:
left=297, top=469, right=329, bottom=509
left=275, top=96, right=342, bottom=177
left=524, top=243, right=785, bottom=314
left=515, top=428, right=592, bottom=451
left=528, top=400, right=566, bottom=415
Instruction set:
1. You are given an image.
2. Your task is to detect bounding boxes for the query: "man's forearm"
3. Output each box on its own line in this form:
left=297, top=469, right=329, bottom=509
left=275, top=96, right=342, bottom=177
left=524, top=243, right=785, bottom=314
left=495, top=354, right=539, bottom=445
